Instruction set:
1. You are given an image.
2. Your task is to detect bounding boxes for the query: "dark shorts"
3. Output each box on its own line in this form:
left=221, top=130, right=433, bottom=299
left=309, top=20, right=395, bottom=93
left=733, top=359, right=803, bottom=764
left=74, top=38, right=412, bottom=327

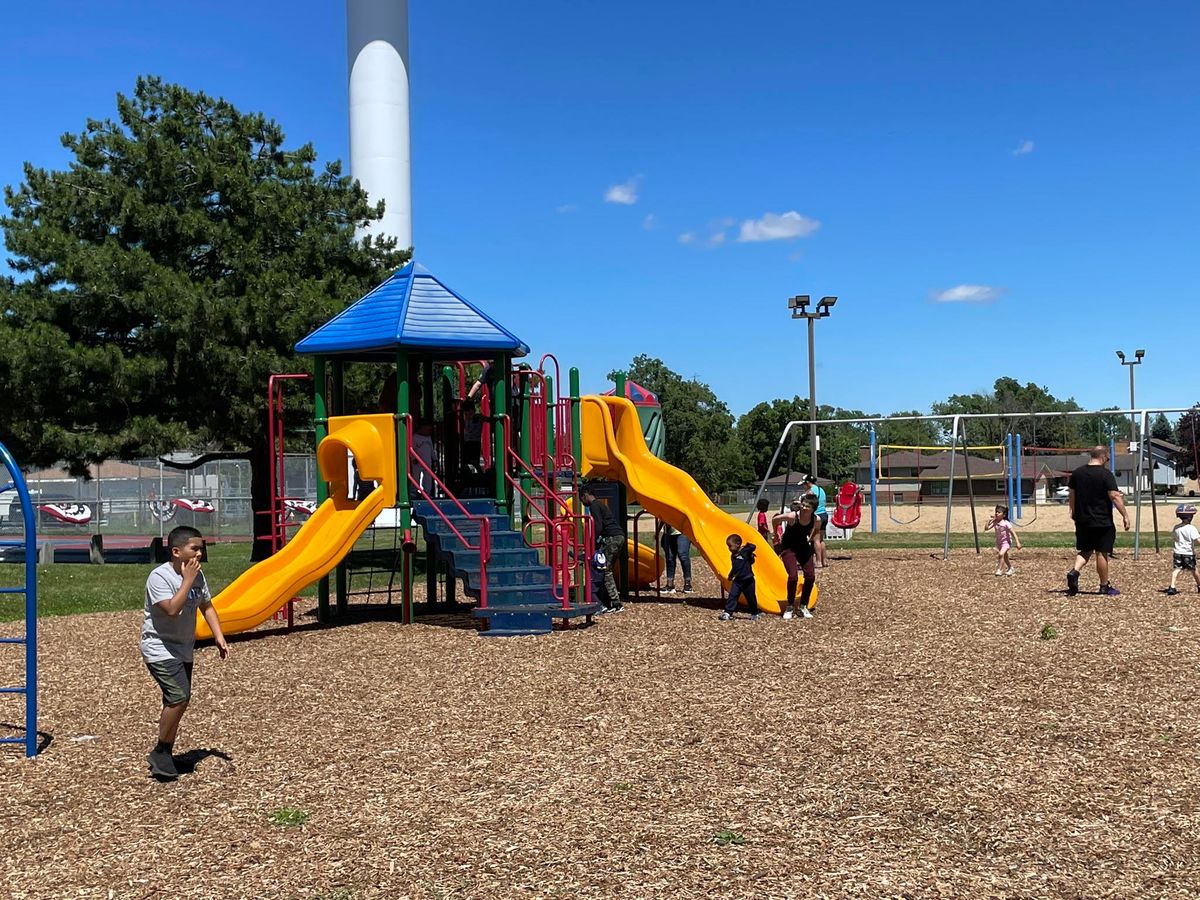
left=817, top=513, right=829, bottom=533
left=1174, top=553, right=1196, bottom=571
left=1075, top=524, right=1116, bottom=556
left=146, top=658, right=193, bottom=706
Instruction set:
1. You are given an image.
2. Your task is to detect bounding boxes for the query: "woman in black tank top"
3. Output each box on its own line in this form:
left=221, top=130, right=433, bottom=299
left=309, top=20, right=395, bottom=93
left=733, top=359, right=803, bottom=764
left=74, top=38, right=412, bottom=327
left=772, top=498, right=819, bottom=619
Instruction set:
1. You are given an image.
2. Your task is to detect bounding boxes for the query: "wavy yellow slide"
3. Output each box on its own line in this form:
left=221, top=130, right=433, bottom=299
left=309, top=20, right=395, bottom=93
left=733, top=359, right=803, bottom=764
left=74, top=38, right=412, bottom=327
left=579, top=396, right=815, bottom=615
left=197, top=414, right=397, bottom=638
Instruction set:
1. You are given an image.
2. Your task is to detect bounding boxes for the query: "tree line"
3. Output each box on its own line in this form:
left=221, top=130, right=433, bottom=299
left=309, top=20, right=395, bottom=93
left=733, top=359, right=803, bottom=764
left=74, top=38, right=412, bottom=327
left=617, top=356, right=1200, bottom=493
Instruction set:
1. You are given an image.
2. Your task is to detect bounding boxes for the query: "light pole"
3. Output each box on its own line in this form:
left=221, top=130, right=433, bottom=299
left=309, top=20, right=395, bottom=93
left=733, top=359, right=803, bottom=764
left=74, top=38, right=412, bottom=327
left=788, top=294, right=837, bottom=480
left=1116, top=349, right=1145, bottom=491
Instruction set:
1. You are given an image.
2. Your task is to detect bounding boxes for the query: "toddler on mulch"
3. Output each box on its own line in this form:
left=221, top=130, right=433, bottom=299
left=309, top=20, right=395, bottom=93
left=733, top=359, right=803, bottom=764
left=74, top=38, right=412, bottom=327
left=985, top=504, right=1021, bottom=576
left=1167, top=504, right=1200, bottom=596
left=720, top=534, right=760, bottom=622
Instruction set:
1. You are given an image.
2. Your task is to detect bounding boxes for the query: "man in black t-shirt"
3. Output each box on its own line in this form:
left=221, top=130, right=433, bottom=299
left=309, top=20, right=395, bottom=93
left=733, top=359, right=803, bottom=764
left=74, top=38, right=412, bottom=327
left=1066, top=445, right=1130, bottom=596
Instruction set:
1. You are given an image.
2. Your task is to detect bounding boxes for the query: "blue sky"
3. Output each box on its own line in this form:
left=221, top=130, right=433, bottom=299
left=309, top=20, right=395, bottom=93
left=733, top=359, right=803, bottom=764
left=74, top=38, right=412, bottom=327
left=2, top=1, right=1197, bottom=418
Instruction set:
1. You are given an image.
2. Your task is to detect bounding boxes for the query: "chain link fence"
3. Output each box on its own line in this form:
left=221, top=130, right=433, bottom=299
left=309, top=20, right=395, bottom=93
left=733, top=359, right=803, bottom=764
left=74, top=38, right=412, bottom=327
left=1, top=454, right=318, bottom=541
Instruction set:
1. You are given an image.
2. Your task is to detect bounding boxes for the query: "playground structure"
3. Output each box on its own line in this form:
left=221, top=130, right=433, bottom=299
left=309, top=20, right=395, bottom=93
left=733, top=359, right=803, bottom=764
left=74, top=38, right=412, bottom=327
left=196, top=260, right=806, bottom=639
left=0, top=439, right=37, bottom=756
left=755, top=407, right=1200, bottom=559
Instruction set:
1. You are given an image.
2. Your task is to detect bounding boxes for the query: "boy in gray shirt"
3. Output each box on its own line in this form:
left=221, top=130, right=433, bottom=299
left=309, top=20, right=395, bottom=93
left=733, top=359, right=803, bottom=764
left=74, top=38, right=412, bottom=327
left=141, top=526, right=229, bottom=780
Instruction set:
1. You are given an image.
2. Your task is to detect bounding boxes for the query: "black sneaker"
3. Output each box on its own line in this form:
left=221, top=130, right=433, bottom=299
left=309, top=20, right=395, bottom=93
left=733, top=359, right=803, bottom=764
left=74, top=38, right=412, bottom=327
left=1166, top=587, right=1179, bottom=596
left=1100, top=583, right=1120, bottom=597
left=683, top=582, right=694, bottom=594
left=1066, top=570, right=1079, bottom=596
left=148, top=748, right=178, bottom=781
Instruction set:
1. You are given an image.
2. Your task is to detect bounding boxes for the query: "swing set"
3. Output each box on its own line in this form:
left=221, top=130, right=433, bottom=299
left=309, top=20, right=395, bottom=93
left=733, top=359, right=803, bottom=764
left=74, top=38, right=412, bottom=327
left=872, top=442, right=1007, bottom=525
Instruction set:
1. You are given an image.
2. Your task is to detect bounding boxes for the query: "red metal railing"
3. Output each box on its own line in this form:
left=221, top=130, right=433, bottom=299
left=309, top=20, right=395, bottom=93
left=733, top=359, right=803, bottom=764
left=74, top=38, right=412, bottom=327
left=538, top=353, right=575, bottom=471
left=630, top=509, right=663, bottom=600
left=402, top=415, right=491, bottom=609
left=499, top=414, right=592, bottom=607
left=266, top=373, right=313, bottom=627
left=512, top=368, right=549, bottom=471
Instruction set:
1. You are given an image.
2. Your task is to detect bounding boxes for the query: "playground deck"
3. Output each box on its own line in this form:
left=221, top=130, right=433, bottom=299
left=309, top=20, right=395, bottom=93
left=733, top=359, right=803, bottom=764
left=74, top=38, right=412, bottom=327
left=2, top=549, right=1199, bottom=897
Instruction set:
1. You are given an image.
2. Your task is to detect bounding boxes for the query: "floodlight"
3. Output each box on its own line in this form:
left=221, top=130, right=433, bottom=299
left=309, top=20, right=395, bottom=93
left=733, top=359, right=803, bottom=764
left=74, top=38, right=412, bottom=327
left=1115, top=350, right=1125, bottom=361
left=1135, top=349, right=1145, bottom=359
left=818, top=296, right=838, bottom=308
left=788, top=294, right=810, bottom=310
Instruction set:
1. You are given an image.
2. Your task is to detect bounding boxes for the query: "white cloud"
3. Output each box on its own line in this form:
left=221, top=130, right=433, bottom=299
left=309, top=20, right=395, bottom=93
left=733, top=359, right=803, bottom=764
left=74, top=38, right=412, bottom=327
left=678, top=232, right=697, bottom=244
left=642, top=213, right=657, bottom=230
left=931, top=284, right=1005, bottom=303
left=736, top=210, right=821, bottom=243
left=706, top=231, right=726, bottom=247
left=1012, top=139, right=1035, bottom=156
left=604, top=176, right=641, bottom=205
left=555, top=203, right=578, bottom=214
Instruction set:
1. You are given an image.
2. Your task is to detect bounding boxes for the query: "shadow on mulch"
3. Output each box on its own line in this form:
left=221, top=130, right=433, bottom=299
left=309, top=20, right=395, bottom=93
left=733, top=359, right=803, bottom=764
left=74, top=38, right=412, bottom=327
left=0, top=725, right=52, bottom=754
left=174, top=747, right=232, bottom=776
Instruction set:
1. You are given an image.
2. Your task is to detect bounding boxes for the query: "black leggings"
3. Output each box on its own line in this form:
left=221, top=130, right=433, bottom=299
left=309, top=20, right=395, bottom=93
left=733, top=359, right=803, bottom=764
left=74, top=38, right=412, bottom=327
left=780, top=549, right=816, bottom=609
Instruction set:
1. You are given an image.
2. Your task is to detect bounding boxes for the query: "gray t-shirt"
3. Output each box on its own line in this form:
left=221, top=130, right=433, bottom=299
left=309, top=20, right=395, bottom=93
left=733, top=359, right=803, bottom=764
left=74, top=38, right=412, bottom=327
left=140, top=562, right=211, bottom=663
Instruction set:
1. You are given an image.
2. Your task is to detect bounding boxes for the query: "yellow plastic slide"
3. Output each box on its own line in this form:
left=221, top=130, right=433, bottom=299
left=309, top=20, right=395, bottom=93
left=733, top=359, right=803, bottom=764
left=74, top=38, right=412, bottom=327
left=579, top=396, right=816, bottom=614
left=196, top=414, right=397, bottom=638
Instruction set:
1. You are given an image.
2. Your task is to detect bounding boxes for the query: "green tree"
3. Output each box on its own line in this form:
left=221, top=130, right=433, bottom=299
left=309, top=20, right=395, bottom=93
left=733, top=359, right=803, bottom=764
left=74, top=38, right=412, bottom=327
left=611, top=356, right=746, bottom=493
left=931, top=377, right=1101, bottom=447
left=1174, top=406, right=1200, bottom=478
left=1151, top=412, right=1175, bottom=443
left=0, top=77, right=406, bottom=557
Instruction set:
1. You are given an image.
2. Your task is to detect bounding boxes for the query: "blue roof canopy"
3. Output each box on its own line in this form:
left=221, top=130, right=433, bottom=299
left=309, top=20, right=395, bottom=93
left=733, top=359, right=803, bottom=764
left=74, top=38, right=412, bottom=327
left=296, top=262, right=530, bottom=361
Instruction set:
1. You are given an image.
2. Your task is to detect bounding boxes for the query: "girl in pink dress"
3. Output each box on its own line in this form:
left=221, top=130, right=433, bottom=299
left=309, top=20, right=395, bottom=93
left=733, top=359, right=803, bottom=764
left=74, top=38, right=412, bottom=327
left=985, top=505, right=1022, bottom=576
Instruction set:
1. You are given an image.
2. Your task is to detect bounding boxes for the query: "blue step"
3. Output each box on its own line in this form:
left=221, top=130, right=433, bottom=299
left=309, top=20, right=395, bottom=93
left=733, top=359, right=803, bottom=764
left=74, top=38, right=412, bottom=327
left=412, top=497, right=597, bottom=637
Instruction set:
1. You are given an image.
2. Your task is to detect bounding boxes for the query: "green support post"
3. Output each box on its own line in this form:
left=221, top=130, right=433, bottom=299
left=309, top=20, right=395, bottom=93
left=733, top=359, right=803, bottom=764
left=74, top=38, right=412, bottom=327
left=519, top=375, right=533, bottom=527
left=570, top=367, right=582, bottom=479
left=332, top=360, right=347, bottom=617
left=395, top=350, right=412, bottom=623
left=615, top=370, right=626, bottom=402
left=314, top=357, right=331, bottom=623
left=492, top=355, right=510, bottom=516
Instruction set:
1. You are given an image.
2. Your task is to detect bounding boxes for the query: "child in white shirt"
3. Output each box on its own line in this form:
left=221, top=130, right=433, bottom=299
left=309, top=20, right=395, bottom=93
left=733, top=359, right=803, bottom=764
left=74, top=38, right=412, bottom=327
left=1167, top=504, right=1200, bottom=596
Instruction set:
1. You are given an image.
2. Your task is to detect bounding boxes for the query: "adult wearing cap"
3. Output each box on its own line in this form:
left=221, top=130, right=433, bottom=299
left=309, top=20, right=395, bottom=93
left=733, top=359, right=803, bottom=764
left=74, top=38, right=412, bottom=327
left=801, top=474, right=829, bottom=568
left=1066, top=445, right=1129, bottom=596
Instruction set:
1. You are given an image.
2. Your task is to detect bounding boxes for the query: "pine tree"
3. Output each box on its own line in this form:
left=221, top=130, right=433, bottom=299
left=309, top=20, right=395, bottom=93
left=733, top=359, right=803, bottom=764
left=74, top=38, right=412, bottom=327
left=1, top=77, right=408, bottom=557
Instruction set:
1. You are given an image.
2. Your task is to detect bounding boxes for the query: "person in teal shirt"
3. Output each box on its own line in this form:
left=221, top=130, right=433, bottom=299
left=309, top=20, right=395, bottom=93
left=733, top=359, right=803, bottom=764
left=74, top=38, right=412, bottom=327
left=802, top=474, right=829, bottom=568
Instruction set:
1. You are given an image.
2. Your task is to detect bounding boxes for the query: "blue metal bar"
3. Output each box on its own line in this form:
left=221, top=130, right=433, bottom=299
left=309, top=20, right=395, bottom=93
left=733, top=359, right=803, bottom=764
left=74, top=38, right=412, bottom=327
left=1015, top=433, right=1023, bottom=519
left=0, top=637, right=27, bottom=644
left=1110, top=436, right=1117, bottom=475
left=0, top=737, right=27, bottom=744
left=0, top=587, right=30, bottom=594
left=0, top=438, right=37, bottom=757
left=869, top=426, right=878, bottom=533
left=0, top=686, right=27, bottom=693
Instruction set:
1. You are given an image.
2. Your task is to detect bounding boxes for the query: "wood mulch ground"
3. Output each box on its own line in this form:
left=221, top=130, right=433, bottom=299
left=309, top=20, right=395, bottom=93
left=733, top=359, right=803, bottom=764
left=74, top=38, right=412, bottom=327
left=2, top=548, right=1199, bottom=899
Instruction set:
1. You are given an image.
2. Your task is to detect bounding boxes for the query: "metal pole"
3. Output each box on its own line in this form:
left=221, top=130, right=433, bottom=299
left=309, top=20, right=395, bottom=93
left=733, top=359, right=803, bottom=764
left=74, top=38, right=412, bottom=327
left=1146, top=410, right=1159, bottom=554
left=1015, top=433, right=1023, bottom=519
left=943, top=416, right=961, bottom=561
left=869, top=425, right=878, bottom=534
left=961, top=424, right=980, bottom=554
left=808, top=316, right=817, bottom=477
